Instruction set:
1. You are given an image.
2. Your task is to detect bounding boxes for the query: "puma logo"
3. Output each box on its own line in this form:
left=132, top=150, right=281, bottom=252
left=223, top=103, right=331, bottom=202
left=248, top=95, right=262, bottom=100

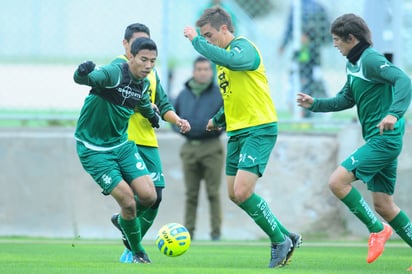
left=380, top=62, right=390, bottom=69
left=247, top=155, right=257, bottom=163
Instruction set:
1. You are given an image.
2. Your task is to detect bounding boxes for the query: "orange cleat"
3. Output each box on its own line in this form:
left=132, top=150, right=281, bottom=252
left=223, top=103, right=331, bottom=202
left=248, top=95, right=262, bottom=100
left=367, top=223, right=393, bottom=263
left=407, top=265, right=412, bottom=271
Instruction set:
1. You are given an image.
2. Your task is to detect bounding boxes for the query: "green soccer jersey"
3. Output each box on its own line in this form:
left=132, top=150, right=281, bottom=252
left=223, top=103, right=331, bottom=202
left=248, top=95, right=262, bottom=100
left=74, top=63, right=154, bottom=148
left=311, top=47, right=411, bottom=140
left=111, top=54, right=175, bottom=147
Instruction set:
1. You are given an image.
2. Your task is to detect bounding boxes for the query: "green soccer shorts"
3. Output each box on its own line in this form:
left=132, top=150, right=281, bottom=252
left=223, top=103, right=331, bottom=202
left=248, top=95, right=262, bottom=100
left=136, top=145, right=165, bottom=188
left=226, top=124, right=277, bottom=177
left=341, top=134, right=403, bottom=195
left=76, top=140, right=150, bottom=195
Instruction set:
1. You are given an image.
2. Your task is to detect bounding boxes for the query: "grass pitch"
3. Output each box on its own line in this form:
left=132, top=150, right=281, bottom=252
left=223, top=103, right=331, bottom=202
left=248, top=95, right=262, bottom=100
left=0, top=238, right=410, bottom=274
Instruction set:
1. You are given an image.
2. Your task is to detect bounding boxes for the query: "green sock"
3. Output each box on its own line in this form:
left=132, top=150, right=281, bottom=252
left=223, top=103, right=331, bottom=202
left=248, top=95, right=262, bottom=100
left=132, top=195, right=153, bottom=253
left=140, top=207, right=158, bottom=237
left=239, top=193, right=285, bottom=243
left=134, top=195, right=149, bottom=217
left=118, top=215, right=141, bottom=254
left=389, top=210, right=412, bottom=247
left=275, top=220, right=289, bottom=236
left=136, top=207, right=159, bottom=253
left=341, top=187, right=382, bottom=233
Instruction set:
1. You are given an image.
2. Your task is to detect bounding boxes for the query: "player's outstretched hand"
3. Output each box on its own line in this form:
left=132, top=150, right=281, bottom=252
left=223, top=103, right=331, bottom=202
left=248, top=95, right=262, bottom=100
left=206, top=119, right=221, bottom=132
left=376, top=114, right=397, bottom=135
left=177, top=119, right=191, bottom=134
left=184, top=26, right=197, bottom=41
left=297, top=92, right=314, bottom=109
left=77, top=61, right=95, bottom=76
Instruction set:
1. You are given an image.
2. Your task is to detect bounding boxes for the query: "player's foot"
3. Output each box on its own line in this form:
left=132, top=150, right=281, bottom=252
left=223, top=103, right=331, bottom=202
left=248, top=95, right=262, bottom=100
left=367, top=223, right=393, bottom=263
left=407, top=265, right=412, bottom=271
left=119, top=248, right=133, bottom=263
left=111, top=213, right=131, bottom=250
left=282, top=232, right=303, bottom=266
left=132, top=252, right=151, bottom=264
left=268, top=236, right=292, bottom=268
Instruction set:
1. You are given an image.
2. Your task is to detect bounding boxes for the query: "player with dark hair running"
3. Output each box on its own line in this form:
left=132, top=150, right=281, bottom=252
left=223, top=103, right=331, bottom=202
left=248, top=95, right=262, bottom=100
left=298, top=13, right=412, bottom=266
left=74, top=37, right=161, bottom=264
left=110, top=23, right=191, bottom=263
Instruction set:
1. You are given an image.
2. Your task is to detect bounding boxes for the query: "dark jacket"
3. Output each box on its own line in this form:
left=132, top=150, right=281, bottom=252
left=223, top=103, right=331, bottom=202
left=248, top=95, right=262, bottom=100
left=173, top=79, right=223, bottom=140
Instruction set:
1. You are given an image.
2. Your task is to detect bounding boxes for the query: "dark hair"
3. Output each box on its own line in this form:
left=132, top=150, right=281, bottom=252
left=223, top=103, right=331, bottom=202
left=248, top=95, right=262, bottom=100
left=196, top=6, right=234, bottom=33
left=130, top=37, right=157, bottom=56
left=124, top=23, right=150, bottom=41
left=193, top=56, right=210, bottom=67
left=331, top=13, right=372, bottom=45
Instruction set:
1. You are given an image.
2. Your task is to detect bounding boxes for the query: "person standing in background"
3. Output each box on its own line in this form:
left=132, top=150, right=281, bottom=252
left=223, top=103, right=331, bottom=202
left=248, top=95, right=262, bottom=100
left=173, top=56, right=224, bottom=241
left=279, top=0, right=330, bottom=118
left=110, top=23, right=191, bottom=263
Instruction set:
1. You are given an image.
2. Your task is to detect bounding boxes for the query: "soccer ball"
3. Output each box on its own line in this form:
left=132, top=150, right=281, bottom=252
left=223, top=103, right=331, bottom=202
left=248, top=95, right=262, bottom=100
left=155, top=223, right=191, bottom=257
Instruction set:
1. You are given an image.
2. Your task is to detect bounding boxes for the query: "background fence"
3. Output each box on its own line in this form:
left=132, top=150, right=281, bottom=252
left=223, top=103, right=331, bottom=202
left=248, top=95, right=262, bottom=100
left=1, top=0, right=411, bottom=119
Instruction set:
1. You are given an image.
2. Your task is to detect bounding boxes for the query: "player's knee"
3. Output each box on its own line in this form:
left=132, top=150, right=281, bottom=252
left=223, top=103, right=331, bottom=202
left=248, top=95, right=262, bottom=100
left=328, top=172, right=347, bottom=195
left=232, top=189, right=250, bottom=204
left=139, top=190, right=157, bottom=208
left=147, top=192, right=158, bottom=207
left=328, top=177, right=338, bottom=192
left=122, top=198, right=137, bottom=217
left=228, top=193, right=237, bottom=203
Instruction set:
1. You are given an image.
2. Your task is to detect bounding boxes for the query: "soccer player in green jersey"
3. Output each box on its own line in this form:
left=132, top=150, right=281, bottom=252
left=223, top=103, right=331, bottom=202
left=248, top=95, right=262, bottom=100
left=110, top=23, right=191, bottom=263
left=74, top=37, right=161, bottom=264
left=184, top=6, right=302, bottom=268
left=297, top=13, right=412, bottom=265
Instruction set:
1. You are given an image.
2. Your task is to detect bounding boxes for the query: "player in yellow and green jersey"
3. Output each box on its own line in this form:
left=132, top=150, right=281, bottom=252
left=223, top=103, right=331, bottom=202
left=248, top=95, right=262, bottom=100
left=184, top=7, right=302, bottom=268
left=298, top=14, right=412, bottom=267
left=110, top=23, right=191, bottom=263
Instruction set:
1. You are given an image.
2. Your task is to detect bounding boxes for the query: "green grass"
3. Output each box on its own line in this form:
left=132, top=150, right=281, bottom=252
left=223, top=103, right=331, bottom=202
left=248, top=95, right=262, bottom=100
left=0, top=239, right=410, bottom=274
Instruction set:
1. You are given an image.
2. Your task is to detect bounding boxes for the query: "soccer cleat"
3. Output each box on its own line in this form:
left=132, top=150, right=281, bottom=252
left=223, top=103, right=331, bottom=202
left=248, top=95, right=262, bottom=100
left=111, top=213, right=131, bottom=250
left=119, top=248, right=133, bottom=263
left=132, top=252, right=151, bottom=264
left=268, top=236, right=292, bottom=268
left=283, top=232, right=303, bottom=266
left=367, top=223, right=393, bottom=263
left=408, top=265, right=412, bottom=271
left=211, top=235, right=221, bottom=241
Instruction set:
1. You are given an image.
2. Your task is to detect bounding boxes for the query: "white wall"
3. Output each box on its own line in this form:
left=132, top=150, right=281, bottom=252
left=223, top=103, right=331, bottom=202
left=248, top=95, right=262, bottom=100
left=1, top=126, right=411, bottom=240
